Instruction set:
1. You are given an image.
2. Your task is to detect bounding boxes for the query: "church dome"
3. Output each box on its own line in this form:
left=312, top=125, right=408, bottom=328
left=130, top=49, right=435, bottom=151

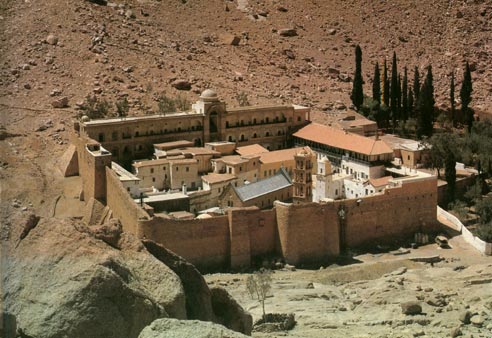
left=200, top=89, right=218, bottom=100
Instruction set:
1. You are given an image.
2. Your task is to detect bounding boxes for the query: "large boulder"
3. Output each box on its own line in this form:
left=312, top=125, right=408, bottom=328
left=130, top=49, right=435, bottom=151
left=138, top=318, right=248, bottom=338
left=210, top=287, right=253, bottom=335
left=2, top=217, right=186, bottom=338
left=142, top=241, right=253, bottom=335
left=142, top=240, right=215, bottom=322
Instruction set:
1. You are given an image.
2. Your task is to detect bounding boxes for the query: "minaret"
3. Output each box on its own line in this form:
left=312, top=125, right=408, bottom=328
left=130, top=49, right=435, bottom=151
left=293, top=148, right=313, bottom=204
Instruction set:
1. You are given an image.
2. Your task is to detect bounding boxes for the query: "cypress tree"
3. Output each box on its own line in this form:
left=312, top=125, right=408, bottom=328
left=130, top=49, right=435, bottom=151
left=413, top=66, right=420, bottom=102
left=372, top=62, right=381, bottom=103
left=408, top=87, right=414, bottom=118
left=383, top=59, right=389, bottom=107
left=426, top=65, right=435, bottom=108
left=402, top=66, right=408, bottom=121
left=445, top=148, right=457, bottom=205
left=390, top=52, right=398, bottom=127
left=460, top=61, right=473, bottom=132
left=416, top=67, right=435, bottom=138
left=350, top=45, right=364, bottom=110
left=396, top=73, right=402, bottom=126
left=450, top=71, right=456, bottom=127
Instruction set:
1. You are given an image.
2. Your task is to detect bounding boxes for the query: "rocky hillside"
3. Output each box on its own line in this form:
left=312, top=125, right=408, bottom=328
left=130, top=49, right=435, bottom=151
left=0, top=212, right=251, bottom=338
left=0, top=0, right=491, bottom=121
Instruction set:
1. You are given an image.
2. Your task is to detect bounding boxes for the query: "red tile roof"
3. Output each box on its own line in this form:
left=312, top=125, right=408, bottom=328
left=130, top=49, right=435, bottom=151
left=294, top=123, right=393, bottom=156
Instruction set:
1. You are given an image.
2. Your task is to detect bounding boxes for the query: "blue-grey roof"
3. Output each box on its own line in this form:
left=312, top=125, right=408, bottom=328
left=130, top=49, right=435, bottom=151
left=234, top=167, right=292, bottom=202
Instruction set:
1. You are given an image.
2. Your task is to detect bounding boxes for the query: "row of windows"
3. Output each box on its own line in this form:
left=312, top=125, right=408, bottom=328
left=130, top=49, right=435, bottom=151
left=149, top=166, right=190, bottom=173
left=225, top=116, right=298, bottom=128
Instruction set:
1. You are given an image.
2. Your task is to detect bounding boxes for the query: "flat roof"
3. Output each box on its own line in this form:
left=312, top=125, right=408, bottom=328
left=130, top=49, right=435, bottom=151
left=154, top=140, right=194, bottom=150
left=214, top=155, right=251, bottom=166
left=294, top=123, right=393, bottom=156
left=235, top=144, right=269, bottom=156
left=81, top=111, right=202, bottom=126
left=134, top=192, right=189, bottom=203
left=202, top=173, right=236, bottom=184
left=111, top=162, right=140, bottom=181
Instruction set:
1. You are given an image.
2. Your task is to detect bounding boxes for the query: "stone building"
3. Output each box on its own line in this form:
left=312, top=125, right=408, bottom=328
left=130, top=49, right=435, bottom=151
left=77, top=90, right=309, bottom=166
left=219, top=167, right=293, bottom=209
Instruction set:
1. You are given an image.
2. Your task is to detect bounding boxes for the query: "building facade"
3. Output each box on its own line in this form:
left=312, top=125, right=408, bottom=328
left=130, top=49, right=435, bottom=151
left=78, top=90, right=309, bottom=166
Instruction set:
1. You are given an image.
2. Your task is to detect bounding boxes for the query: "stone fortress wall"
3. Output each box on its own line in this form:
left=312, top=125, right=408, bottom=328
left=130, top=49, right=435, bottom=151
left=103, top=147, right=438, bottom=271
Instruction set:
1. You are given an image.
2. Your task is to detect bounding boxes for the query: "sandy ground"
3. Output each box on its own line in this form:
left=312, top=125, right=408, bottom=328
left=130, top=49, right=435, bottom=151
left=206, top=233, right=492, bottom=338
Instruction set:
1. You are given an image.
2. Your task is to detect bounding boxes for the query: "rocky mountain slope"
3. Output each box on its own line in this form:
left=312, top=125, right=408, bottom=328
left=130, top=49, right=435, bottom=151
left=0, top=0, right=491, bottom=121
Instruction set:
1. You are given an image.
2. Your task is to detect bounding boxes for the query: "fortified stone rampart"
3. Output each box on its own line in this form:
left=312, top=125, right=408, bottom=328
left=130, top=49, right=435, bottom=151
left=104, top=162, right=438, bottom=271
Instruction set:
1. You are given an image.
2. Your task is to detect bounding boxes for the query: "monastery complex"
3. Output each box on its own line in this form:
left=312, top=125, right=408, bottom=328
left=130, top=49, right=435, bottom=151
left=63, top=90, right=439, bottom=271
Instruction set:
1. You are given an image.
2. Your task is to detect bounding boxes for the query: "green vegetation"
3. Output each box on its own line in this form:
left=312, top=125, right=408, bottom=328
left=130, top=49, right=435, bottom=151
left=79, top=95, right=111, bottom=119
left=115, top=97, right=129, bottom=118
left=460, top=61, right=473, bottom=132
left=372, top=62, right=381, bottom=104
left=350, top=45, right=364, bottom=111
left=236, top=91, right=250, bottom=107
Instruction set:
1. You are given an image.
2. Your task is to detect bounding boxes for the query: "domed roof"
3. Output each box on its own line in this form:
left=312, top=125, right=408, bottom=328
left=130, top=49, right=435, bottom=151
left=81, top=115, right=90, bottom=122
left=200, top=89, right=218, bottom=99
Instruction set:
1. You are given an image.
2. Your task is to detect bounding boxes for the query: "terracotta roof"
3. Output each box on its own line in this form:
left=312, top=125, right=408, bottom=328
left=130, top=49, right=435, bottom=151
left=258, top=146, right=312, bottom=164
left=214, top=155, right=251, bottom=165
left=294, top=123, right=393, bottom=156
left=235, top=144, right=269, bottom=156
left=202, top=173, right=236, bottom=184
left=369, top=176, right=393, bottom=187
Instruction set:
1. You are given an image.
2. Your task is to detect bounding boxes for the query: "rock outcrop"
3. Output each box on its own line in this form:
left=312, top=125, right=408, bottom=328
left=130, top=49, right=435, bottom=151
left=142, top=240, right=215, bottom=322
left=3, top=217, right=186, bottom=338
left=210, top=287, right=253, bottom=335
left=142, top=240, right=253, bottom=335
left=138, top=318, right=248, bottom=338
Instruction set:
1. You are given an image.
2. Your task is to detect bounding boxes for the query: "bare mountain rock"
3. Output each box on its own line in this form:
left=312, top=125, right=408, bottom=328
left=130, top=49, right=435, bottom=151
left=138, top=318, right=248, bottom=338
left=2, top=217, right=186, bottom=338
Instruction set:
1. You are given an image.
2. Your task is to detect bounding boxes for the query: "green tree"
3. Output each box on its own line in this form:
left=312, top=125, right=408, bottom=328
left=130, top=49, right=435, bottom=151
left=350, top=45, right=364, bottom=110
left=416, top=66, right=435, bottom=138
left=460, top=61, right=473, bottom=132
left=444, top=147, right=457, bottom=204
left=390, top=52, right=398, bottom=127
left=115, top=97, right=129, bottom=118
left=372, top=62, right=381, bottom=104
left=383, top=59, right=389, bottom=107
left=236, top=91, right=250, bottom=107
left=246, top=269, right=272, bottom=320
left=408, top=86, right=414, bottom=118
left=450, top=71, right=456, bottom=127
left=158, top=94, right=176, bottom=115
left=413, top=66, right=420, bottom=103
left=402, top=67, right=408, bottom=121
left=175, top=94, right=190, bottom=111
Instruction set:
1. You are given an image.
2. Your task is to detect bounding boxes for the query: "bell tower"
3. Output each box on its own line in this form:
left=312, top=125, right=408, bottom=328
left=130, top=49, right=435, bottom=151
left=293, top=148, right=313, bottom=204
left=192, top=89, right=226, bottom=143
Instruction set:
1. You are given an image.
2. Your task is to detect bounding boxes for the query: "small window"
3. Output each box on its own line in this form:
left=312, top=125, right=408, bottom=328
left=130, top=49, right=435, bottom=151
left=127, top=187, right=130, bottom=192
left=186, top=167, right=189, bottom=172
left=297, top=116, right=301, bottom=122
left=150, top=168, right=154, bottom=174
left=152, top=177, right=156, bottom=182
left=176, top=167, right=179, bottom=171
